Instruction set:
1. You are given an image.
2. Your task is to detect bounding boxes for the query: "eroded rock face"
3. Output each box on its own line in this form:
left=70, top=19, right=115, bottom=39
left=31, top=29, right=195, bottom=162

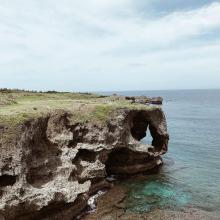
left=0, top=108, right=169, bottom=220
left=125, top=96, right=163, bottom=105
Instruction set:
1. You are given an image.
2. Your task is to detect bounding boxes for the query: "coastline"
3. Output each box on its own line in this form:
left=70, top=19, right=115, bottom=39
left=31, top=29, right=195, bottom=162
left=83, top=183, right=219, bottom=220
left=0, top=90, right=168, bottom=220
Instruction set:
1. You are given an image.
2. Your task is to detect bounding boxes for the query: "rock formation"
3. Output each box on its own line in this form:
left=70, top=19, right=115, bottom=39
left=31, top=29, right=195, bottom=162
left=125, top=96, right=163, bottom=105
left=0, top=100, right=168, bottom=219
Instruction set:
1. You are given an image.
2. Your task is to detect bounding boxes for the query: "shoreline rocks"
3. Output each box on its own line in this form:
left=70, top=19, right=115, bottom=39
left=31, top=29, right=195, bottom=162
left=83, top=184, right=219, bottom=220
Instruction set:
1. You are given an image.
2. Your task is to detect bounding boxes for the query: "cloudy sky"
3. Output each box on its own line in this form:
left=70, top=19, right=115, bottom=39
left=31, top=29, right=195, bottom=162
left=0, top=0, right=220, bottom=91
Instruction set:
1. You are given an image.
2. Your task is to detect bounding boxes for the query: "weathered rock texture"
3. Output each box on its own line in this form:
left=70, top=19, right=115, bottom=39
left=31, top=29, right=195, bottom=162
left=125, top=96, right=163, bottom=105
left=0, top=108, right=168, bottom=220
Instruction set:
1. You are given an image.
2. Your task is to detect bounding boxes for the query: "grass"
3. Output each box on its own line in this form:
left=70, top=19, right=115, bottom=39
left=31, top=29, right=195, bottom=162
left=93, top=105, right=114, bottom=121
left=0, top=90, right=158, bottom=127
left=0, top=90, right=159, bottom=145
left=69, top=104, right=119, bottom=124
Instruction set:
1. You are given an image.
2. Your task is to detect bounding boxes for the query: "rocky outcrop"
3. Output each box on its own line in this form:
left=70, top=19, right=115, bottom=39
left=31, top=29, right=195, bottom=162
left=125, top=96, right=163, bottom=105
left=0, top=107, right=169, bottom=220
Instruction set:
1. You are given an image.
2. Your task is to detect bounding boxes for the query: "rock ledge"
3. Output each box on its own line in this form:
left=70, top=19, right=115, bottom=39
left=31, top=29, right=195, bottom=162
left=0, top=93, right=169, bottom=220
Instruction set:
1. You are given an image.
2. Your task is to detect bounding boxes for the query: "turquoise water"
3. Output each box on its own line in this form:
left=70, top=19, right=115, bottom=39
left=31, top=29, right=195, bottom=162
left=113, top=90, right=220, bottom=213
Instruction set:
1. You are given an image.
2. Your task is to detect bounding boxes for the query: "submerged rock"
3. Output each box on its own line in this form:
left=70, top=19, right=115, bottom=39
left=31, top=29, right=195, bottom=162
left=0, top=106, right=168, bottom=219
left=83, top=185, right=220, bottom=220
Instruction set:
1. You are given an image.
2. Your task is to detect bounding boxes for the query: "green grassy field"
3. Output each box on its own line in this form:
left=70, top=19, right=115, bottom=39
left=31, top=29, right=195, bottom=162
left=0, top=89, right=157, bottom=127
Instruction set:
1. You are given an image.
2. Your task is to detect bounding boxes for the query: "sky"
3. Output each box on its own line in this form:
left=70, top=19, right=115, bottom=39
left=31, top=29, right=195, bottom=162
left=0, top=0, right=220, bottom=92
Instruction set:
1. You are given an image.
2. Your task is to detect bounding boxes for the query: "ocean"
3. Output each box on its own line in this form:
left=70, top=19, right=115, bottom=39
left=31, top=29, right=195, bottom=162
left=105, top=89, right=220, bottom=215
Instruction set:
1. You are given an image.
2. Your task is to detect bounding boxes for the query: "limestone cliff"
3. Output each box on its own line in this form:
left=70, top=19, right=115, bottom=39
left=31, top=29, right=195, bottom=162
left=0, top=91, right=169, bottom=220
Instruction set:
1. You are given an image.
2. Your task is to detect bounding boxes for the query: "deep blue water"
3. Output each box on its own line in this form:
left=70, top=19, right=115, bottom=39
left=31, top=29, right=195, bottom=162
left=105, top=90, right=220, bottom=214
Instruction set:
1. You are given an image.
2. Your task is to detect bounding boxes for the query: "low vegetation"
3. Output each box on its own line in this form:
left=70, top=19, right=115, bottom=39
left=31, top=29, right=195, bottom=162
left=0, top=89, right=157, bottom=127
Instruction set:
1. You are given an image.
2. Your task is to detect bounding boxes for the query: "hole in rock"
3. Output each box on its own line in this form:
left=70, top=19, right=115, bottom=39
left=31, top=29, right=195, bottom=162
left=130, top=112, right=165, bottom=151
left=74, top=149, right=97, bottom=163
left=71, top=149, right=98, bottom=184
left=0, top=175, right=16, bottom=187
left=130, top=112, right=149, bottom=141
left=142, top=133, right=153, bottom=145
left=26, top=141, right=61, bottom=188
left=105, top=148, right=150, bottom=176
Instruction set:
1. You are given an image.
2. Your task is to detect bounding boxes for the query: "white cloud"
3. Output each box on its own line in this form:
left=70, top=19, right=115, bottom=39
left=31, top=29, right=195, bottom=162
left=0, top=0, right=220, bottom=90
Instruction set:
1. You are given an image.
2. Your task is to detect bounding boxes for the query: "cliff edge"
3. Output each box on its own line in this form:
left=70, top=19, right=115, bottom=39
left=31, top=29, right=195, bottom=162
left=0, top=90, right=169, bottom=220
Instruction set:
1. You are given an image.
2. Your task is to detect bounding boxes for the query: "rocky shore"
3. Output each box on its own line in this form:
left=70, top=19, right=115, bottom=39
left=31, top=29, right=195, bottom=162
left=0, top=90, right=169, bottom=220
left=83, top=184, right=219, bottom=220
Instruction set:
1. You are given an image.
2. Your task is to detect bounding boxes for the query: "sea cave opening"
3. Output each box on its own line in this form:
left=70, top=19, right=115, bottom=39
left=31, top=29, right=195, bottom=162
left=130, top=112, right=153, bottom=145
left=105, top=147, right=154, bottom=176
